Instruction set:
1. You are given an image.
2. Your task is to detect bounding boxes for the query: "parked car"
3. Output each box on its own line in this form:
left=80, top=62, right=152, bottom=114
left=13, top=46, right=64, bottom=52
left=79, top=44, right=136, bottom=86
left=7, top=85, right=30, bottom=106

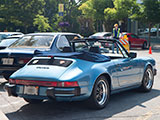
left=0, top=32, right=81, bottom=80
left=5, top=38, right=156, bottom=109
left=89, top=32, right=112, bottom=39
left=0, top=35, right=24, bottom=49
left=0, top=32, right=23, bottom=42
left=121, top=33, right=147, bottom=49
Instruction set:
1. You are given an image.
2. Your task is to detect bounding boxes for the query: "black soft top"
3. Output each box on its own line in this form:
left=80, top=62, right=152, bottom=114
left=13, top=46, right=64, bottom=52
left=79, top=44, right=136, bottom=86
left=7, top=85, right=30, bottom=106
left=38, top=51, right=111, bottom=62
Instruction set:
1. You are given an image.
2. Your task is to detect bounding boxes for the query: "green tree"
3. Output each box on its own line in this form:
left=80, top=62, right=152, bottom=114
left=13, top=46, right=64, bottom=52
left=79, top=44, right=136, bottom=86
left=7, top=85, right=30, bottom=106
left=64, top=0, right=82, bottom=32
left=43, top=0, right=82, bottom=32
left=0, top=0, right=45, bottom=33
left=131, top=0, right=160, bottom=46
left=33, top=14, right=51, bottom=32
left=104, top=0, right=139, bottom=31
left=143, top=0, right=160, bottom=46
left=44, top=0, right=59, bottom=27
left=79, top=0, right=113, bottom=32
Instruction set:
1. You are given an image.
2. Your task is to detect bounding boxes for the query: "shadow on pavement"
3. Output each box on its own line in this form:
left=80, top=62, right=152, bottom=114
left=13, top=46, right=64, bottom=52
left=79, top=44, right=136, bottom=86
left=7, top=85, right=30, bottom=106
left=0, top=82, right=7, bottom=92
left=6, top=89, right=160, bottom=120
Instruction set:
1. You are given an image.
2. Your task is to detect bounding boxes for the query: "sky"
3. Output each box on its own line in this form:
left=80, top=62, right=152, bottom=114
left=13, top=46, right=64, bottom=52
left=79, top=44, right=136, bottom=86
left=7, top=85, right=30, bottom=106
left=137, top=0, right=143, bottom=4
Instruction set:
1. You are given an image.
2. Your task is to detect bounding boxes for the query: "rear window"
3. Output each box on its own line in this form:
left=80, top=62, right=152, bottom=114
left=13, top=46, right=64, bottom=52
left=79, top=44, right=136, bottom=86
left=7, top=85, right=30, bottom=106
left=28, top=58, right=72, bottom=67
left=9, top=35, right=54, bottom=48
left=0, top=38, right=17, bottom=46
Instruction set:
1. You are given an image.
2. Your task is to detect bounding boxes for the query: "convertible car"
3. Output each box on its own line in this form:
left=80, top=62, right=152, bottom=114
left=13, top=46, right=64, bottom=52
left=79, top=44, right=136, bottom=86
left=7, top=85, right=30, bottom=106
left=5, top=38, right=156, bottom=109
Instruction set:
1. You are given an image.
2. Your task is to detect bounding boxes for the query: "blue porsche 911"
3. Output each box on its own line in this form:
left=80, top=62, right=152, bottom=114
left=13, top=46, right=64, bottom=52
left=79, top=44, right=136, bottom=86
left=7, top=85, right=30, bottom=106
left=5, top=38, right=157, bottom=109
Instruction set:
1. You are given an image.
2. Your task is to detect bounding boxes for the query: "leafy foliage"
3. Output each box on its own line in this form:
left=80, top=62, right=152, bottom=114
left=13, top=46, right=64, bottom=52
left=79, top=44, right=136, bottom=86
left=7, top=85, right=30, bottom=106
left=0, top=0, right=159, bottom=35
left=79, top=0, right=113, bottom=32
left=33, top=14, right=51, bottom=32
left=104, top=0, right=139, bottom=21
left=0, top=0, right=45, bottom=33
left=143, top=0, right=160, bottom=24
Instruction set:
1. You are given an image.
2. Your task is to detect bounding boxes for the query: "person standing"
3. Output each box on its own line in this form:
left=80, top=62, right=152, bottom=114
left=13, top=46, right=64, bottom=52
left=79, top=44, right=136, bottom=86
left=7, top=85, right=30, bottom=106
left=112, top=24, right=121, bottom=53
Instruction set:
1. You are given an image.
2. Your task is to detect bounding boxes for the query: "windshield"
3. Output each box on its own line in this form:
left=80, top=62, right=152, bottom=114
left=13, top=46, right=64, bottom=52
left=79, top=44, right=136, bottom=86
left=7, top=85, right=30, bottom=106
left=9, top=35, right=54, bottom=48
left=73, top=40, right=129, bottom=59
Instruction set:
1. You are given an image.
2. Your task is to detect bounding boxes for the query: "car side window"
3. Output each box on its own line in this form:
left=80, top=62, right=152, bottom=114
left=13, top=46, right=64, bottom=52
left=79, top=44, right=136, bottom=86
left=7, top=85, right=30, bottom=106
left=57, top=35, right=70, bottom=50
left=104, top=33, right=111, bottom=37
left=131, top=34, right=138, bottom=39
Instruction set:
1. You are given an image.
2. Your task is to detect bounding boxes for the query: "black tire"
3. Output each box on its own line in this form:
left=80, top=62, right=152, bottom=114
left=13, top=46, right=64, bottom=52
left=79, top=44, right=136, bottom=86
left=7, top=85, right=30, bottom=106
left=88, top=76, right=110, bottom=109
left=142, top=42, right=147, bottom=49
left=139, top=66, right=154, bottom=92
left=24, top=98, right=43, bottom=104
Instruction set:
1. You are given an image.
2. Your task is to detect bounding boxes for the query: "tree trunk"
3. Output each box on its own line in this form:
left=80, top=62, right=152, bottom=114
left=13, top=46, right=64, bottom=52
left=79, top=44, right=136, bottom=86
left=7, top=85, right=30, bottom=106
left=96, top=21, right=98, bottom=32
left=157, top=24, right=159, bottom=38
left=102, top=22, right=106, bottom=32
left=24, top=26, right=28, bottom=34
left=148, top=23, right=152, bottom=47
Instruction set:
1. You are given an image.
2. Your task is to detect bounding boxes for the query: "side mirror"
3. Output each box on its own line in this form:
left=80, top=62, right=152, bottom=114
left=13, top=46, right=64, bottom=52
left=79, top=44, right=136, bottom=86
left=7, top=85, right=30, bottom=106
left=129, top=52, right=137, bottom=58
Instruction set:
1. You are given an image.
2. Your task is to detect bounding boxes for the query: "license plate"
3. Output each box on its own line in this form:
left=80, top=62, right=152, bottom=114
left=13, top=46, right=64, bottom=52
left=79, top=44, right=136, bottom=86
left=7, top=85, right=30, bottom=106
left=24, top=86, right=39, bottom=95
left=1, top=58, right=14, bottom=65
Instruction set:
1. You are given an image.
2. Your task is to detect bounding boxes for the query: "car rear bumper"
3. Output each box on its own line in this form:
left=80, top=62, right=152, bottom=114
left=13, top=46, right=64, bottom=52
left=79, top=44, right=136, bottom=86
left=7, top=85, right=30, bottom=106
left=153, top=68, right=157, bottom=76
left=4, top=83, right=85, bottom=101
left=4, top=83, right=18, bottom=97
left=0, top=66, right=21, bottom=73
left=46, top=87, right=81, bottom=98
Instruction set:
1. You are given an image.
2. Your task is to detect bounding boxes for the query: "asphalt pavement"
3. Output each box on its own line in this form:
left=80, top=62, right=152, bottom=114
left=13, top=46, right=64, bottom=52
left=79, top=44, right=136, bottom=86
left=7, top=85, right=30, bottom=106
left=0, top=47, right=160, bottom=120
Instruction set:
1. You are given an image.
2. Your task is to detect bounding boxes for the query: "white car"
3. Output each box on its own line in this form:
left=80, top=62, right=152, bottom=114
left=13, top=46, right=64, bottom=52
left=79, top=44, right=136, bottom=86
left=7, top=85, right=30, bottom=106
left=0, top=32, right=24, bottom=42
left=89, top=32, right=112, bottom=39
left=0, top=35, right=24, bottom=49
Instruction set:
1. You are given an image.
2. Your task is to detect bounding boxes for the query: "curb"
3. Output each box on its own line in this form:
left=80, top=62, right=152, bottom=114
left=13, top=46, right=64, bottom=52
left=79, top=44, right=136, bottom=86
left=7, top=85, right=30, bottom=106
left=0, top=110, right=9, bottom=120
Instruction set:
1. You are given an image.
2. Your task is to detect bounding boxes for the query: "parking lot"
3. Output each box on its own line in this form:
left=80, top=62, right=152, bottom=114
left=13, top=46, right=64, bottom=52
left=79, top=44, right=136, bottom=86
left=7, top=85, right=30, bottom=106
left=0, top=48, right=160, bottom=120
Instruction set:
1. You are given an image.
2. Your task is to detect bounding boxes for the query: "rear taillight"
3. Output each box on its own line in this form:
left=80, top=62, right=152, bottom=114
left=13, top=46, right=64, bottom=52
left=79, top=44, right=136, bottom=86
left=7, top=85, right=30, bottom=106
left=18, top=57, right=32, bottom=64
left=9, top=79, right=79, bottom=87
left=9, top=79, right=16, bottom=84
left=57, top=81, right=79, bottom=87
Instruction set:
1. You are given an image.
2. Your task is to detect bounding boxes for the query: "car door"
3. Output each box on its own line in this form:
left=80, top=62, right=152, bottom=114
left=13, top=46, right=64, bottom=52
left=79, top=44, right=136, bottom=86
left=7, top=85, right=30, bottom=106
left=114, top=43, right=141, bottom=87
left=131, top=34, right=141, bottom=47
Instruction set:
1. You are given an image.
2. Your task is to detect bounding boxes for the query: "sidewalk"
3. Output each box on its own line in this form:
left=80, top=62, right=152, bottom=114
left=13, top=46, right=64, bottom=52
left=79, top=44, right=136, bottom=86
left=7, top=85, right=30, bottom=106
left=0, top=110, right=9, bottom=120
left=0, top=77, right=9, bottom=120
